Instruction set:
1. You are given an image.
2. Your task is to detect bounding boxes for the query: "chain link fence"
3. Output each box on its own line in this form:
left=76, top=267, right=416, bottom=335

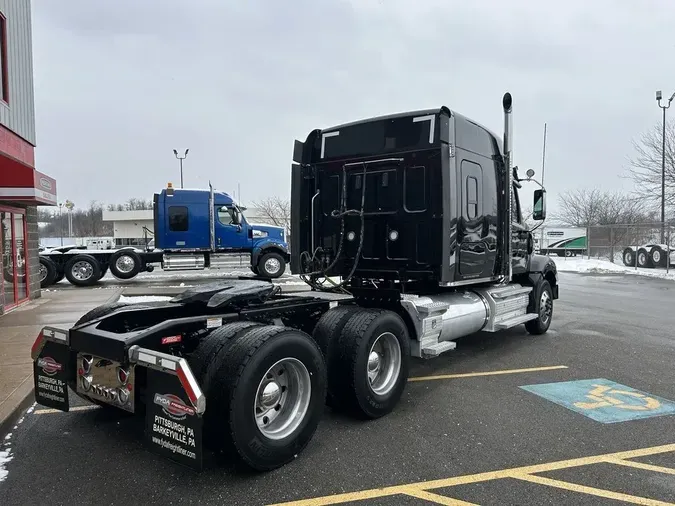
left=586, top=222, right=675, bottom=273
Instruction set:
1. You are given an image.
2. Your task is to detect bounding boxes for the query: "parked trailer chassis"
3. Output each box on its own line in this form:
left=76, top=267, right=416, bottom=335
left=31, top=276, right=555, bottom=471
left=38, top=246, right=289, bottom=288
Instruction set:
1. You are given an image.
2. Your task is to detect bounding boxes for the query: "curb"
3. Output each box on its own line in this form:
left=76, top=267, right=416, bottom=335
left=0, top=288, right=124, bottom=440
left=0, top=378, right=35, bottom=440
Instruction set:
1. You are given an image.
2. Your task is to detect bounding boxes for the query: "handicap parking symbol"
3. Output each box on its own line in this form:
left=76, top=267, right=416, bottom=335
left=519, top=378, right=675, bottom=423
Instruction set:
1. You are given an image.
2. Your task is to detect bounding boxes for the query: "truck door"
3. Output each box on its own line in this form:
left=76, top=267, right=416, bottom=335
left=214, top=205, right=251, bottom=250
left=511, top=184, right=530, bottom=274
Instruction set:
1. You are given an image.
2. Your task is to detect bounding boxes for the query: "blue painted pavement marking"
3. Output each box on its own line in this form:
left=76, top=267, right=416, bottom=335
left=519, top=378, right=675, bottom=423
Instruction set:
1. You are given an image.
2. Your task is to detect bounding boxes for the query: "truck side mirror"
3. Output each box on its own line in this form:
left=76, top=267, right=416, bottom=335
left=533, top=189, right=546, bottom=220
left=231, top=210, right=240, bottom=225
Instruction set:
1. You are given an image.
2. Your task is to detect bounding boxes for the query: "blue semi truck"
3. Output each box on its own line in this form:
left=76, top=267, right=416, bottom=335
left=38, top=184, right=290, bottom=287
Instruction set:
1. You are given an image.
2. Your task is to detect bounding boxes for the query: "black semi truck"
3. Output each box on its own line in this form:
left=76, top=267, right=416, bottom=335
left=31, top=93, right=558, bottom=471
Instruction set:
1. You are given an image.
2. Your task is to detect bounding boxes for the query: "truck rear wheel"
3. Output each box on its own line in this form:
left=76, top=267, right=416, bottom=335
left=329, top=309, right=410, bottom=419
left=312, top=305, right=360, bottom=406
left=623, top=248, right=636, bottom=266
left=188, top=321, right=262, bottom=390
left=64, top=254, right=102, bottom=287
left=257, top=252, right=285, bottom=279
left=39, top=257, right=58, bottom=288
left=109, top=250, right=142, bottom=279
left=203, top=325, right=326, bottom=471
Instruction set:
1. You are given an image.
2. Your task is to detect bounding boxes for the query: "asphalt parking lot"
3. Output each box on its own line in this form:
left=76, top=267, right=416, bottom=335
left=1, top=271, right=674, bottom=505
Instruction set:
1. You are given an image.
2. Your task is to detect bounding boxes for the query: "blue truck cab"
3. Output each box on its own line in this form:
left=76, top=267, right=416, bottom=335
left=152, top=185, right=289, bottom=278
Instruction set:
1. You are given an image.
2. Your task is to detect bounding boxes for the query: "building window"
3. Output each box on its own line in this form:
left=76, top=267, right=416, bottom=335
left=168, top=206, right=188, bottom=232
left=0, top=13, right=8, bottom=103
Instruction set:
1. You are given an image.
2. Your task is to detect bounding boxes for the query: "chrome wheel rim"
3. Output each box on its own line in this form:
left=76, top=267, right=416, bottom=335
left=39, top=263, right=48, bottom=282
left=367, top=332, right=401, bottom=396
left=653, top=250, right=661, bottom=263
left=540, top=290, right=553, bottom=325
left=254, top=358, right=311, bottom=440
left=638, top=252, right=646, bottom=265
left=264, top=257, right=281, bottom=275
left=115, top=255, right=135, bottom=273
left=72, top=261, right=94, bottom=281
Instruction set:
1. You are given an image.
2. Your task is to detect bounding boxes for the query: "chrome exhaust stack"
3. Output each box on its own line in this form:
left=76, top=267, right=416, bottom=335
left=502, top=92, right=513, bottom=283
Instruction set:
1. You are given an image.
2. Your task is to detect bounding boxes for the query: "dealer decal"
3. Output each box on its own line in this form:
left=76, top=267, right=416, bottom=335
left=154, top=393, right=196, bottom=420
left=161, top=335, right=182, bottom=345
left=37, top=356, right=63, bottom=376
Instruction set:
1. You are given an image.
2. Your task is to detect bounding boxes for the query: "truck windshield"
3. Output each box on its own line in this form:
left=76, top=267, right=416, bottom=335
left=320, top=114, right=437, bottom=161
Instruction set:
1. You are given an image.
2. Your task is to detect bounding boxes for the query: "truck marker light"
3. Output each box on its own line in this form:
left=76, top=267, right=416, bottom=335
left=347, top=231, right=356, bottom=241
left=138, top=352, right=157, bottom=365
left=116, top=367, right=129, bottom=385
left=81, top=355, right=93, bottom=374
left=389, top=230, right=399, bottom=241
left=161, top=358, right=177, bottom=371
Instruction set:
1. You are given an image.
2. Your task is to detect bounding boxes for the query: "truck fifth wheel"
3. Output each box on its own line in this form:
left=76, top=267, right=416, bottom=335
left=31, top=92, right=559, bottom=471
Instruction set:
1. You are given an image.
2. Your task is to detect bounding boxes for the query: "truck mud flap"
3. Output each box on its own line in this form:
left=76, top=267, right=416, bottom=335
left=31, top=327, right=71, bottom=412
left=130, top=346, right=205, bottom=471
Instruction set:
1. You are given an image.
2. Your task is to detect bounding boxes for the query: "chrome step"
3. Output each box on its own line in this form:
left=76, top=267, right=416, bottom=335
left=495, top=313, right=539, bottom=330
left=421, top=341, right=457, bottom=358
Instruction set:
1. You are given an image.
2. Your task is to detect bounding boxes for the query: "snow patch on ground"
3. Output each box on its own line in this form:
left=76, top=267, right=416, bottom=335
left=0, top=432, right=13, bottom=482
left=556, top=257, right=675, bottom=281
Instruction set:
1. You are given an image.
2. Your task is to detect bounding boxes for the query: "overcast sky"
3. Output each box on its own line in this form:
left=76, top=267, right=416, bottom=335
left=31, top=0, right=675, bottom=213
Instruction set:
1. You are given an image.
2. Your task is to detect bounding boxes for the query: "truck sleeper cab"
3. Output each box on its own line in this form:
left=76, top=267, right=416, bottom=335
left=153, top=187, right=289, bottom=278
left=31, top=93, right=560, bottom=474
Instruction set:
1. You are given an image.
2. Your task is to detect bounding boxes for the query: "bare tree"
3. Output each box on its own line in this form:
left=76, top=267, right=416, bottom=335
left=125, top=198, right=153, bottom=210
left=555, top=188, right=647, bottom=227
left=251, top=197, right=291, bottom=235
left=626, top=119, right=675, bottom=214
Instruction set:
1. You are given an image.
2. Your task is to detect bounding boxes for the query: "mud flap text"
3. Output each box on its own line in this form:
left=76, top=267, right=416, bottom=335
left=145, top=368, right=203, bottom=470
left=33, top=341, right=70, bottom=412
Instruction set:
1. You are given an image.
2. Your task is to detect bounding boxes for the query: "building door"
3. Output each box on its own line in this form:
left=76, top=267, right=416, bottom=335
left=1, top=207, right=29, bottom=311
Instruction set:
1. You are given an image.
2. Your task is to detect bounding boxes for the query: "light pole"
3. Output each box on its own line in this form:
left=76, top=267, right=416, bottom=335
left=173, top=149, right=189, bottom=189
left=656, top=90, right=675, bottom=243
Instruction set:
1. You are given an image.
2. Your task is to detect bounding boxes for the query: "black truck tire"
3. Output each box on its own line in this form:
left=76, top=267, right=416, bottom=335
left=312, top=305, right=360, bottom=406
left=203, top=325, right=326, bottom=471
left=109, top=249, right=143, bottom=280
left=257, top=251, right=286, bottom=279
left=329, top=309, right=411, bottom=419
left=64, top=254, right=102, bottom=287
left=525, top=280, right=553, bottom=335
left=622, top=248, right=635, bottom=266
left=188, top=321, right=262, bottom=390
left=39, top=257, right=58, bottom=288
left=637, top=248, right=652, bottom=268
left=649, top=246, right=667, bottom=268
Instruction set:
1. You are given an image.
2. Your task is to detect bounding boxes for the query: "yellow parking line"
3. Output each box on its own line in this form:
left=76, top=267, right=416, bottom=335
left=402, top=488, right=477, bottom=505
left=267, top=444, right=675, bottom=506
left=34, top=405, right=99, bottom=415
left=408, top=365, right=569, bottom=382
left=511, top=473, right=674, bottom=506
left=604, top=458, right=675, bottom=476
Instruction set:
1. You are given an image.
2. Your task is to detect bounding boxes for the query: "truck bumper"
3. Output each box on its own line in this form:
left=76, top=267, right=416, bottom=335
left=31, top=326, right=206, bottom=470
